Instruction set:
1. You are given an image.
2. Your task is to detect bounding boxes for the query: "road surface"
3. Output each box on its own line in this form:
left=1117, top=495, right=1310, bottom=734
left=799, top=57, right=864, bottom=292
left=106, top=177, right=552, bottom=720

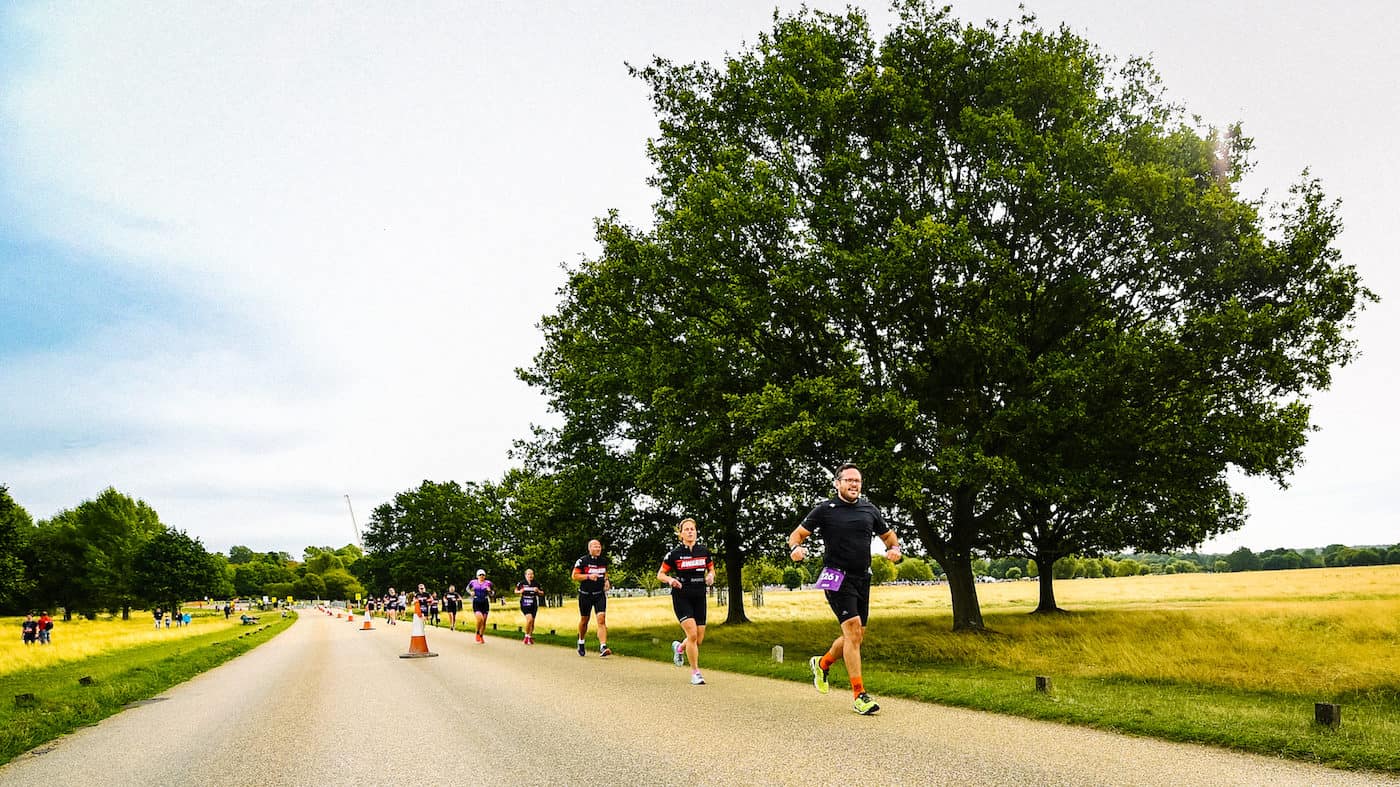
left=1, top=611, right=1393, bottom=786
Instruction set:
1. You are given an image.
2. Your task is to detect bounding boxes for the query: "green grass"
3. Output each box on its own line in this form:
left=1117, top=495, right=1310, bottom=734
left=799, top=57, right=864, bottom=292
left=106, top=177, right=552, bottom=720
left=0, top=610, right=295, bottom=764
left=500, top=568, right=1400, bottom=774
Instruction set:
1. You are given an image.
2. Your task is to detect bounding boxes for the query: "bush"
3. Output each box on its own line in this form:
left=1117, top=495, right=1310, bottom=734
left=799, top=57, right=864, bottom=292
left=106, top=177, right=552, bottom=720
left=896, top=557, right=935, bottom=582
left=782, top=566, right=804, bottom=591
left=870, top=555, right=896, bottom=585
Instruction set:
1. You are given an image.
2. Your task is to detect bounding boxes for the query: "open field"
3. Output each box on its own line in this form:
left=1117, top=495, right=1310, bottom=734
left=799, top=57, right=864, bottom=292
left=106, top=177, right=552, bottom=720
left=488, top=565, right=1400, bottom=773
left=1, top=607, right=248, bottom=676
left=0, top=608, right=295, bottom=764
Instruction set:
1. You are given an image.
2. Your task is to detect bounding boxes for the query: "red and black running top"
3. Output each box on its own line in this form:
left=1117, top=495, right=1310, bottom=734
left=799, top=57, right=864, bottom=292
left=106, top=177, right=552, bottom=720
left=660, top=542, right=713, bottom=592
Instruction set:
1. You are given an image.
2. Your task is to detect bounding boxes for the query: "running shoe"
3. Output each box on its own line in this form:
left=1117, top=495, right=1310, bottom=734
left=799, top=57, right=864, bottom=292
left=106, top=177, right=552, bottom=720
left=852, top=692, right=880, bottom=715
left=577, top=642, right=586, bottom=657
left=809, top=656, right=829, bottom=694
left=599, top=645, right=612, bottom=658
left=672, top=640, right=683, bottom=667
left=691, top=671, right=705, bottom=685
left=475, top=634, right=484, bottom=643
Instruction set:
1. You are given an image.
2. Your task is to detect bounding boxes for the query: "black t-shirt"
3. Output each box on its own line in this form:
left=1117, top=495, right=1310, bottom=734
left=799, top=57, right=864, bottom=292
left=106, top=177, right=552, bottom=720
left=516, top=579, right=543, bottom=606
left=800, top=495, right=890, bottom=574
left=661, top=543, right=713, bottom=592
left=574, top=554, right=608, bottom=594
left=442, top=592, right=460, bottom=610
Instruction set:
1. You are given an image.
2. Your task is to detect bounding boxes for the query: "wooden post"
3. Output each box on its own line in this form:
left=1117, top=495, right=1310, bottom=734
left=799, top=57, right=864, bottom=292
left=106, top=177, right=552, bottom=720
left=1035, top=676, right=1053, bottom=693
left=772, top=645, right=784, bottom=663
left=1315, top=702, right=1341, bottom=728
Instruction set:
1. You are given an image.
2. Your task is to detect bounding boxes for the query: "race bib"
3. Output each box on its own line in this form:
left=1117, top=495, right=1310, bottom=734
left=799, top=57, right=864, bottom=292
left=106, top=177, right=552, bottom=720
left=815, top=566, right=846, bottom=591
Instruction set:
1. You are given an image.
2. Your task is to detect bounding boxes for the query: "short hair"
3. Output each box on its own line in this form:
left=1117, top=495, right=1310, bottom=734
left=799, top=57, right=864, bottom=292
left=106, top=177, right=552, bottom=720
left=835, top=462, right=861, bottom=478
left=677, top=517, right=697, bottom=532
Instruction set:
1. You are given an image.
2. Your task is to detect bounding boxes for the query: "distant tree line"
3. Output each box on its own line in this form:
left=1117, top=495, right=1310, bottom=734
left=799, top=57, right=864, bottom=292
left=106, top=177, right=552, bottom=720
left=0, top=484, right=230, bottom=619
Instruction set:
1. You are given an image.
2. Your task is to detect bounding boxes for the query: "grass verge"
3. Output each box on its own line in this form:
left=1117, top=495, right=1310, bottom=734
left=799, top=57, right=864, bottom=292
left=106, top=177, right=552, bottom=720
left=487, top=567, right=1400, bottom=774
left=0, top=610, right=295, bottom=765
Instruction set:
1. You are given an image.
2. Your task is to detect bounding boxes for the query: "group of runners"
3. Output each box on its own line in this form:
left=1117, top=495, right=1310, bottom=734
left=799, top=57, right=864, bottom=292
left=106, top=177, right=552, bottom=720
left=366, top=463, right=899, bottom=715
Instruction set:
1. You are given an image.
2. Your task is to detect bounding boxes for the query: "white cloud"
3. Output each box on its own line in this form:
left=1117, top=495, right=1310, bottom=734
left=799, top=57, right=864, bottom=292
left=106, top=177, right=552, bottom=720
left=2, top=1, right=1396, bottom=555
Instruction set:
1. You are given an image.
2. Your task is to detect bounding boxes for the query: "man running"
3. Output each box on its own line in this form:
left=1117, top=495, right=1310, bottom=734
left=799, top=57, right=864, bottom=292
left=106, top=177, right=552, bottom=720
left=442, top=585, right=462, bottom=631
left=658, top=517, right=714, bottom=685
left=468, top=570, right=493, bottom=643
left=571, top=539, right=612, bottom=657
left=414, top=583, right=432, bottom=621
left=515, top=568, right=543, bottom=644
left=788, top=463, right=902, bottom=715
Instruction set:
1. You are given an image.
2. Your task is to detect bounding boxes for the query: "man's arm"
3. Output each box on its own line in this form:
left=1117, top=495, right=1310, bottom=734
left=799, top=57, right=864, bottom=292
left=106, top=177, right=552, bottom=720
left=879, top=528, right=902, bottom=562
left=787, top=525, right=813, bottom=562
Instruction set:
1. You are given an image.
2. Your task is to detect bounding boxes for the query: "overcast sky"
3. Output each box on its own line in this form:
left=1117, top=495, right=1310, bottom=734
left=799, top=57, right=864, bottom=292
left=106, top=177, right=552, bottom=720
left=2, top=1, right=1395, bottom=558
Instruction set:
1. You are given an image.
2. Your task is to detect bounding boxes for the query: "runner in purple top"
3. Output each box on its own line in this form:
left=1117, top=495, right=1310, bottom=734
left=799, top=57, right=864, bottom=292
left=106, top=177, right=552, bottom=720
left=468, top=570, right=493, bottom=643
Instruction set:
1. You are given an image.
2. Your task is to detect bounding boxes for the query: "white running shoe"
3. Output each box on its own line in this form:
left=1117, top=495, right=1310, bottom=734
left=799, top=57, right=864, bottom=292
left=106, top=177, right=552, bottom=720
left=691, top=672, right=705, bottom=685
left=672, top=640, right=683, bottom=667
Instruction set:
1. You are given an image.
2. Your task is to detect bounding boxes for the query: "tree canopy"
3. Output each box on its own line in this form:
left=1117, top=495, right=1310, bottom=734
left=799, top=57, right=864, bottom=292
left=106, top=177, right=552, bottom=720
left=523, top=2, right=1372, bottom=629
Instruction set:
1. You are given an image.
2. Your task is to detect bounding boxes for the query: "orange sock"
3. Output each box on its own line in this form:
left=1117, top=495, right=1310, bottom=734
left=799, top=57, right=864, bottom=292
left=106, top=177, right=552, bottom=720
left=851, top=677, right=865, bottom=697
left=819, top=653, right=836, bottom=672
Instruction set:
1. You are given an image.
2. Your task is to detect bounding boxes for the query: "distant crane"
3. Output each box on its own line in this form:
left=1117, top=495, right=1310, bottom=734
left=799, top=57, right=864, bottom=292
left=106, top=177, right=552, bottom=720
left=344, top=494, right=362, bottom=548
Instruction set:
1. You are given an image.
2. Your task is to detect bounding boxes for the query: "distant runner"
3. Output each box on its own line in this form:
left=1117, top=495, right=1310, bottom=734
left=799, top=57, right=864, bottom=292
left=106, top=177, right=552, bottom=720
left=571, top=539, right=612, bottom=657
left=516, top=568, right=543, bottom=645
left=468, top=570, right=493, bottom=643
left=788, top=463, right=902, bottom=715
left=442, top=585, right=462, bottom=631
left=658, top=517, right=714, bottom=685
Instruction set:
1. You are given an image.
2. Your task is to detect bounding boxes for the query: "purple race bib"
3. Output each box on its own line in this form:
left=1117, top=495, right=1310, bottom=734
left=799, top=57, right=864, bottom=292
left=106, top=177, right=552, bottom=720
left=815, top=566, right=846, bottom=591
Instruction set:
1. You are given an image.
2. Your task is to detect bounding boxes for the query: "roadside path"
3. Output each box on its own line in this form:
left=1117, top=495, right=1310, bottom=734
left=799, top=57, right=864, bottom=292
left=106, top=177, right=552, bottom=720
left=1, top=611, right=1392, bottom=786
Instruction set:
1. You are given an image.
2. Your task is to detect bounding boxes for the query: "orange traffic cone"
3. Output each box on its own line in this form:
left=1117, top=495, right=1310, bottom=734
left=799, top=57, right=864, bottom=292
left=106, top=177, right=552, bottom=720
left=360, top=612, right=374, bottom=631
left=399, top=601, right=438, bottom=658
left=348, top=610, right=355, bottom=622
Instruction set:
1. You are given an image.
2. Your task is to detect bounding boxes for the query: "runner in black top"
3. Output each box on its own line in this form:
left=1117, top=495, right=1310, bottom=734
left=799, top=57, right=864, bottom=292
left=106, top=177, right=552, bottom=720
left=571, top=539, right=612, bottom=657
left=516, top=568, right=543, bottom=644
left=442, top=585, right=462, bottom=631
left=414, top=584, right=432, bottom=620
left=788, top=463, right=901, bottom=715
left=658, top=517, right=715, bottom=684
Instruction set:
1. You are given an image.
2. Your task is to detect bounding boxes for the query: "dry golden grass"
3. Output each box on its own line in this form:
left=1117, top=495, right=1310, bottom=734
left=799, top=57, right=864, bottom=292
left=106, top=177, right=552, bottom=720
left=0, top=610, right=244, bottom=677
left=518, top=565, right=1400, bottom=697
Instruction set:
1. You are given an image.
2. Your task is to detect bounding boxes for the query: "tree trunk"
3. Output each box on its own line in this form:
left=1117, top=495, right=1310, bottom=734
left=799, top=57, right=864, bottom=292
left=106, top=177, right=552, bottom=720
left=915, top=488, right=987, bottom=631
left=1031, top=548, right=1064, bottom=613
left=940, top=554, right=985, bottom=631
left=722, top=533, right=749, bottom=624
left=121, top=605, right=130, bottom=620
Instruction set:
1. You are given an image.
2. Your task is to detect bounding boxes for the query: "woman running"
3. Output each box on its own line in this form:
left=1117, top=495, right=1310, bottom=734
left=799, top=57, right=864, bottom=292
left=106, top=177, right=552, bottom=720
left=658, top=517, right=715, bottom=685
left=516, top=568, right=542, bottom=644
left=468, top=569, right=493, bottom=643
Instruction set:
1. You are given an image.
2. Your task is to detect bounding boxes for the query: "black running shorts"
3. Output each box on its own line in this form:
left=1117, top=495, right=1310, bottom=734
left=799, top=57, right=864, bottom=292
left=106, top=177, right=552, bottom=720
left=671, top=589, right=707, bottom=626
left=578, top=591, right=607, bottom=617
left=824, top=569, right=871, bottom=626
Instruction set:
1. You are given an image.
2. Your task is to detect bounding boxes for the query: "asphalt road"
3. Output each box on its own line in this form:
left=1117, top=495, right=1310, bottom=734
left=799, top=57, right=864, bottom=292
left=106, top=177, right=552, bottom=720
left=1, top=611, right=1393, bottom=786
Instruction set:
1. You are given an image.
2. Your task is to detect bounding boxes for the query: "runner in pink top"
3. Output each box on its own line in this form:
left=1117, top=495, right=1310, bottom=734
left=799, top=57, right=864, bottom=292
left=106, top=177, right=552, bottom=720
left=468, top=570, right=493, bottom=643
